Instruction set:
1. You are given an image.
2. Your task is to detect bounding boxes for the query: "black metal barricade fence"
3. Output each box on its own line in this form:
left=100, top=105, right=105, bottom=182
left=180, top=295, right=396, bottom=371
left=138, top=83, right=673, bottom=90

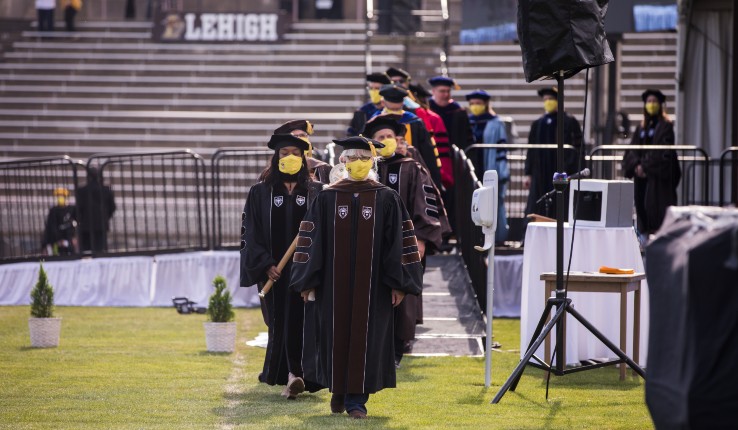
left=589, top=145, right=710, bottom=206
left=0, top=156, right=83, bottom=261
left=86, top=150, right=209, bottom=255
left=211, top=148, right=274, bottom=249
left=451, top=145, right=488, bottom=310
left=719, top=147, right=738, bottom=207
left=464, top=143, right=581, bottom=219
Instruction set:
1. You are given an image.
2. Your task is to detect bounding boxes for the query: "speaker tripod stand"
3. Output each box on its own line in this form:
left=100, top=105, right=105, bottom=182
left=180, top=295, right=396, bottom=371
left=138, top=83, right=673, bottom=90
left=491, top=72, right=645, bottom=404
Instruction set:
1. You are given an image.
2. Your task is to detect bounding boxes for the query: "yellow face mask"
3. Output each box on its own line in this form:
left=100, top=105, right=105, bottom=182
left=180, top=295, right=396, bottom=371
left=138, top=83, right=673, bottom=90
left=379, top=138, right=397, bottom=157
left=369, top=89, right=381, bottom=105
left=384, top=108, right=404, bottom=116
left=57, top=197, right=66, bottom=206
left=346, top=159, right=373, bottom=180
left=278, top=154, right=303, bottom=175
left=469, top=104, right=487, bottom=116
left=544, top=99, right=558, bottom=114
left=645, top=102, right=660, bottom=116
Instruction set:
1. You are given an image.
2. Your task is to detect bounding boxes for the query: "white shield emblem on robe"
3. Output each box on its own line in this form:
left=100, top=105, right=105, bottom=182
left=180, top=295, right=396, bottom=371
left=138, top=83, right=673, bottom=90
left=274, top=196, right=283, bottom=207
left=362, top=206, right=373, bottom=220
left=338, top=205, right=349, bottom=219
left=389, top=173, right=398, bottom=184
left=296, top=195, right=306, bottom=206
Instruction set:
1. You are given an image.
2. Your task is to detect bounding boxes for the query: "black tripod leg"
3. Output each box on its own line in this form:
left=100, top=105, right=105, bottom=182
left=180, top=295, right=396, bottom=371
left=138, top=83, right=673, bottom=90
left=491, top=301, right=568, bottom=403
left=567, top=306, right=646, bottom=379
left=510, top=299, right=558, bottom=391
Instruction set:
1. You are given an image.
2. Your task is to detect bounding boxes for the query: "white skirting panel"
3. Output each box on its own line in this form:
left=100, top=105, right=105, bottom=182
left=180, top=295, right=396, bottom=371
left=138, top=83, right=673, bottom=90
left=0, top=251, right=261, bottom=308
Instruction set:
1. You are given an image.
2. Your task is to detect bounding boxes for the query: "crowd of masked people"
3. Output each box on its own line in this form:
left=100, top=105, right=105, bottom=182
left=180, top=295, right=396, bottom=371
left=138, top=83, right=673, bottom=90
left=238, top=66, right=678, bottom=418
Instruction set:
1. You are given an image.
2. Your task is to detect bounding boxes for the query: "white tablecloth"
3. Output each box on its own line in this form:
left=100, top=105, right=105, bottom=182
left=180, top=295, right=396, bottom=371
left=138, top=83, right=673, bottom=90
left=521, top=222, right=648, bottom=365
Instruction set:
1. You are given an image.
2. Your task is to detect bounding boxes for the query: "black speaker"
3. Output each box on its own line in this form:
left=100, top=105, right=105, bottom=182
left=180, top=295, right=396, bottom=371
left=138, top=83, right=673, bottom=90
left=517, top=0, right=614, bottom=82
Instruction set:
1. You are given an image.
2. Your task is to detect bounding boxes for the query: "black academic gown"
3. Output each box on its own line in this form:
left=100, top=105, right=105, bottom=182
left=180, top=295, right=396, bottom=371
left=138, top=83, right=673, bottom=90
left=290, top=179, right=423, bottom=395
left=622, top=119, right=681, bottom=234
left=308, top=158, right=332, bottom=185
left=42, top=205, right=76, bottom=254
left=524, top=112, right=583, bottom=217
left=240, top=180, right=323, bottom=389
left=378, top=154, right=445, bottom=342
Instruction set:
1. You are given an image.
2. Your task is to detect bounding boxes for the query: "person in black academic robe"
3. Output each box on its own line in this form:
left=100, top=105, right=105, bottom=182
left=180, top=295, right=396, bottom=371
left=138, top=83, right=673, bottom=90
left=524, top=87, right=584, bottom=218
left=428, top=76, right=475, bottom=235
left=42, top=187, right=76, bottom=255
left=363, top=116, right=447, bottom=364
left=290, top=136, right=423, bottom=419
left=273, top=119, right=332, bottom=185
left=240, top=133, right=324, bottom=400
left=622, top=89, right=681, bottom=235
left=347, top=72, right=390, bottom=136
left=75, top=167, right=116, bottom=253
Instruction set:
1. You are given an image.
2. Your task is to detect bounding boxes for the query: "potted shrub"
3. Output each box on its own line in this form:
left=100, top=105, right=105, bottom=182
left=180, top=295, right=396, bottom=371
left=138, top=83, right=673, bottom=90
left=28, top=263, right=62, bottom=348
left=204, top=275, right=236, bottom=353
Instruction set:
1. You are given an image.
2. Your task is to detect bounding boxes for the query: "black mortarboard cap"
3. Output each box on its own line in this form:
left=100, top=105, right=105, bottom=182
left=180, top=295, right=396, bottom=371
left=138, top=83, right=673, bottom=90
left=361, top=115, right=406, bottom=139
left=428, top=75, right=456, bottom=88
left=366, top=72, right=391, bottom=85
left=267, top=134, right=311, bottom=151
left=537, top=87, right=558, bottom=97
left=386, top=67, right=411, bottom=80
left=379, top=84, right=408, bottom=103
left=409, top=83, right=431, bottom=99
left=332, top=136, right=385, bottom=151
left=465, top=89, right=491, bottom=101
left=641, top=89, right=666, bottom=104
left=273, top=119, right=314, bottom=135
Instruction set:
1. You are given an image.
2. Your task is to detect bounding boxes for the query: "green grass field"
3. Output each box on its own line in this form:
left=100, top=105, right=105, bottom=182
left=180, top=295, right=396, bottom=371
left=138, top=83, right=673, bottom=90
left=0, top=306, right=652, bottom=429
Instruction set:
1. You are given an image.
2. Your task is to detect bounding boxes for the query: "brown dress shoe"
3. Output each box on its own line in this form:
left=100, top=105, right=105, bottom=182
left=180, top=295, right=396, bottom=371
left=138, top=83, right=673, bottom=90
left=281, top=386, right=295, bottom=400
left=330, top=393, right=345, bottom=413
left=348, top=410, right=367, bottom=419
left=286, top=373, right=305, bottom=398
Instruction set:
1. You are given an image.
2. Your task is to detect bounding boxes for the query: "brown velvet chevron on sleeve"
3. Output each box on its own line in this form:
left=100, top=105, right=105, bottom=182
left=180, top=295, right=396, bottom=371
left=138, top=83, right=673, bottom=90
left=299, top=221, right=314, bottom=232
left=293, top=251, right=310, bottom=263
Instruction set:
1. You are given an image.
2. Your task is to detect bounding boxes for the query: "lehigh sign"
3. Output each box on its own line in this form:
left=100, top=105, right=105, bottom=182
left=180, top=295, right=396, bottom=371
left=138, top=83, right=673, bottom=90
left=153, top=11, right=287, bottom=42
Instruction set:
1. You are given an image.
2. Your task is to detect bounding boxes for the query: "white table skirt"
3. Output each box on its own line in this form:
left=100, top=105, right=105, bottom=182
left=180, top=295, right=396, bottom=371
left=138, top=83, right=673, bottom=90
left=0, top=251, right=260, bottom=308
left=520, top=222, right=649, bottom=365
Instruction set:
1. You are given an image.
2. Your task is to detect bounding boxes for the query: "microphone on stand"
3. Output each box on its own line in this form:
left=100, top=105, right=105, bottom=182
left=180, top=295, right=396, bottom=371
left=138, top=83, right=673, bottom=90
left=568, top=168, right=591, bottom=180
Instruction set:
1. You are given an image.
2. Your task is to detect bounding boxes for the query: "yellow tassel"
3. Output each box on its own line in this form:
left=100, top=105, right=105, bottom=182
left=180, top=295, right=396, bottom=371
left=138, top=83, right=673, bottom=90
left=306, top=121, right=314, bottom=135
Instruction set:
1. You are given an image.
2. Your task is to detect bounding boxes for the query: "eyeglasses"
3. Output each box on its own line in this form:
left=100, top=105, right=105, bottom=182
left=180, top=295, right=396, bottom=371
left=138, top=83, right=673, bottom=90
left=392, top=79, right=407, bottom=84
left=346, top=156, right=373, bottom=162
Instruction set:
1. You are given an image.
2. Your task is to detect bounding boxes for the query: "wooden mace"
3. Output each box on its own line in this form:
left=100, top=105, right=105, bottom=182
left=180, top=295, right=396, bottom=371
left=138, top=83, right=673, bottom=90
left=258, top=235, right=298, bottom=299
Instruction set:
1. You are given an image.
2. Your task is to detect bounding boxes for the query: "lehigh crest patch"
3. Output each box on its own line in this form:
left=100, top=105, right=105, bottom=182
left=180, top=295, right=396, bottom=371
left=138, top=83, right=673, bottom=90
left=338, top=205, right=349, bottom=219
left=296, top=195, right=306, bottom=206
left=273, top=196, right=284, bottom=207
left=362, top=206, right=373, bottom=220
left=389, top=173, right=398, bottom=184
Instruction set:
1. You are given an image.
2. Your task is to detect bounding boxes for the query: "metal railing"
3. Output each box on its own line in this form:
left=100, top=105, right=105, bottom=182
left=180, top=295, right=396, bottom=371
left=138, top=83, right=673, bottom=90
left=0, top=156, right=83, bottom=261
left=87, top=150, right=209, bottom=255
left=451, top=145, right=488, bottom=310
left=464, top=143, right=581, bottom=218
left=211, top=148, right=274, bottom=249
left=719, top=147, right=738, bottom=207
left=589, top=145, right=710, bottom=206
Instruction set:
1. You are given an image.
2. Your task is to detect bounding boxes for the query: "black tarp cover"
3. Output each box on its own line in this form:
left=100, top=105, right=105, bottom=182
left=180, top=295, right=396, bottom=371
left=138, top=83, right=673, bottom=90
left=646, top=206, right=738, bottom=429
left=517, top=0, right=614, bottom=82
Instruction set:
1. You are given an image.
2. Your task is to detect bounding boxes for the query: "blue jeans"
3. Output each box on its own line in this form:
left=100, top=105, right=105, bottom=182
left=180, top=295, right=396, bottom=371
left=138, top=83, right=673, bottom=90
left=344, top=393, right=369, bottom=414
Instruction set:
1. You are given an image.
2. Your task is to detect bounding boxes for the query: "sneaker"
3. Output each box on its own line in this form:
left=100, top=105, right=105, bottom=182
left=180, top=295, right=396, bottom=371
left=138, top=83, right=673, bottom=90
left=348, top=410, right=367, bottom=419
left=330, top=394, right=346, bottom=413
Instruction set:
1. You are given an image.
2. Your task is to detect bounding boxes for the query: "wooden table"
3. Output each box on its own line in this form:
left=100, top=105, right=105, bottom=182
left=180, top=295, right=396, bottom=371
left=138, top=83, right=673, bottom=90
left=541, top=271, right=645, bottom=380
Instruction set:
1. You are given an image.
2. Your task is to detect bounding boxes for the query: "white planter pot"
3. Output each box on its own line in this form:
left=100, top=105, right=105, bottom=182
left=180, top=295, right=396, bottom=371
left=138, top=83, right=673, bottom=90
left=204, top=322, right=236, bottom=353
left=28, top=317, right=62, bottom=348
